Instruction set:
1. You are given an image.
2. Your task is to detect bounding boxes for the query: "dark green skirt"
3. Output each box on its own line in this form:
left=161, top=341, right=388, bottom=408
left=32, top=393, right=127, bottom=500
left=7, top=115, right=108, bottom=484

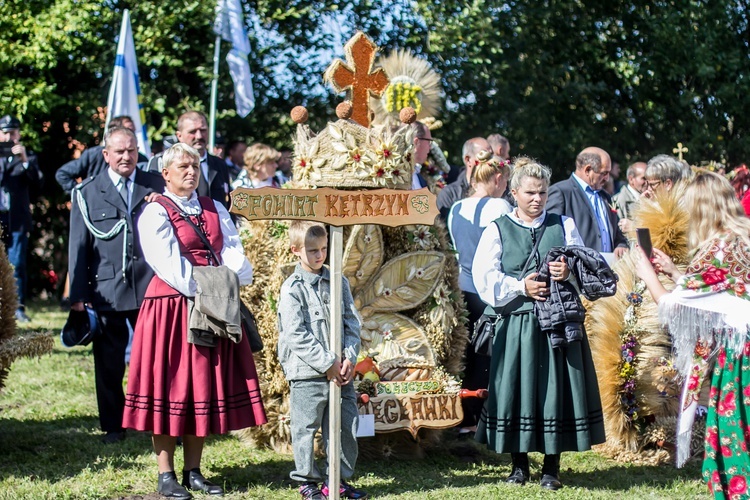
left=476, top=311, right=605, bottom=454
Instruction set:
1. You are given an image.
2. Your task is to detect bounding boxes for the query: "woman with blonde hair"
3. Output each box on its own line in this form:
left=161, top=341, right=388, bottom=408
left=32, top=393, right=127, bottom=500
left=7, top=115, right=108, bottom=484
left=231, top=143, right=282, bottom=189
left=636, top=171, right=750, bottom=499
left=447, top=150, right=512, bottom=436
left=471, top=156, right=604, bottom=490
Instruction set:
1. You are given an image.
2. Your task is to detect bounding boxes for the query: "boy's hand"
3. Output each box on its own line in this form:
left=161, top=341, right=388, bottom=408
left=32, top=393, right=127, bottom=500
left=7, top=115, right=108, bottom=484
left=340, top=359, right=354, bottom=385
left=326, top=358, right=343, bottom=386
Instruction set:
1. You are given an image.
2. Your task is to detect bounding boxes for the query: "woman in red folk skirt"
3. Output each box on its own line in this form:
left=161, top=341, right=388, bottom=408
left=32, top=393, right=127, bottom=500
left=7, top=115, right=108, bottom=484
left=123, top=142, right=266, bottom=499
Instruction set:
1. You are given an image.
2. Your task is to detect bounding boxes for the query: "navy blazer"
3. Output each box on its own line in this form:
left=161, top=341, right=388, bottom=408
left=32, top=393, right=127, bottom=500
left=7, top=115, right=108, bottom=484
left=147, top=151, right=230, bottom=210
left=55, top=145, right=148, bottom=194
left=547, top=174, right=628, bottom=252
left=68, top=169, right=165, bottom=312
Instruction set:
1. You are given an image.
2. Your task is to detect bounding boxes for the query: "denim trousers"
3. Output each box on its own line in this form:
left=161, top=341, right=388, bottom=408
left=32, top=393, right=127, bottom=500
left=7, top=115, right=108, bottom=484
left=1, top=222, right=28, bottom=307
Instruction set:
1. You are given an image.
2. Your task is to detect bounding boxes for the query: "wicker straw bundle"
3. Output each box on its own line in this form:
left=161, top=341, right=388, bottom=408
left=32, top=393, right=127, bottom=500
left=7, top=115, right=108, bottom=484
left=0, top=227, right=53, bottom=392
left=234, top=216, right=468, bottom=456
left=586, top=185, right=695, bottom=464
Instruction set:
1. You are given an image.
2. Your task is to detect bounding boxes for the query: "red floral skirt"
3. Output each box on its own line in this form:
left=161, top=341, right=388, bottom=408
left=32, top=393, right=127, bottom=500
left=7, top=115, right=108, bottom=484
left=123, top=280, right=266, bottom=437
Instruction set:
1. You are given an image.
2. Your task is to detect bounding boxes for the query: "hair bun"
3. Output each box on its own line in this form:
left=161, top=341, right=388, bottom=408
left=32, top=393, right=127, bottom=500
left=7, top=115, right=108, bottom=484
left=512, top=156, right=533, bottom=169
left=476, top=150, right=493, bottom=162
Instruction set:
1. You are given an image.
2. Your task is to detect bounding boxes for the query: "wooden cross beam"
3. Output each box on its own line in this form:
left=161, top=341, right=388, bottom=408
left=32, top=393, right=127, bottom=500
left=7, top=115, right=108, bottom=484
left=673, top=142, right=688, bottom=162
left=324, top=32, right=389, bottom=127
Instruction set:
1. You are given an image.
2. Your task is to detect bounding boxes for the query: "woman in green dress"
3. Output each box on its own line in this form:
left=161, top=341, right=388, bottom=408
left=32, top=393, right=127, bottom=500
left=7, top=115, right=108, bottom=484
left=472, top=157, right=606, bottom=490
left=636, top=171, right=750, bottom=499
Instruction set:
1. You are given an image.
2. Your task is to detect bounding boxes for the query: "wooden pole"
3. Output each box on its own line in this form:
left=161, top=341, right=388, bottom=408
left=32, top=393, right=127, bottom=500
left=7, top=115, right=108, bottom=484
left=208, top=34, right=221, bottom=154
left=328, top=226, right=343, bottom=500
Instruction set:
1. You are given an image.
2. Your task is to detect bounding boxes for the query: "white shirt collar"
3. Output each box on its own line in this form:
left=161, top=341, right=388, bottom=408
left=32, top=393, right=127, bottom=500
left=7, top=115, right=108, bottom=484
left=627, top=184, right=641, bottom=197
left=572, top=172, right=595, bottom=192
left=107, top=167, right=136, bottom=188
left=508, top=208, right=547, bottom=228
left=162, top=189, right=202, bottom=213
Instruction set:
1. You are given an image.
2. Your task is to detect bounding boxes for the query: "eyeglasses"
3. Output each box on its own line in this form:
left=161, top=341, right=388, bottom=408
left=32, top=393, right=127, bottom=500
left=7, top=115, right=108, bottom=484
left=417, top=137, right=434, bottom=142
left=646, top=180, right=662, bottom=189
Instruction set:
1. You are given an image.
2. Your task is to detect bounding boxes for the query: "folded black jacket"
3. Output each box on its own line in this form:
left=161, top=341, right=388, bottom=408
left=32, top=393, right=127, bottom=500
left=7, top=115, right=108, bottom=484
left=534, top=246, right=618, bottom=348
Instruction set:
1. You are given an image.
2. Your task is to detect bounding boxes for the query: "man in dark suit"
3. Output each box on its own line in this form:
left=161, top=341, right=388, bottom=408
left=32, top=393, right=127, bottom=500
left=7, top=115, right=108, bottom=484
left=436, top=136, right=491, bottom=221
left=547, top=147, right=628, bottom=259
left=147, top=111, right=230, bottom=209
left=0, top=115, right=44, bottom=323
left=69, top=126, right=165, bottom=443
left=55, top=116, right=149, bottom=194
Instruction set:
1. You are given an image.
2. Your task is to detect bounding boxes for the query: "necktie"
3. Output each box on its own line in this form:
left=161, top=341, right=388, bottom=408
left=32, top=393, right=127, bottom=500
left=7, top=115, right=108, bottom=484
left=198, top=159, right=209, bottom=197
left=587, top=187, right=612, bottom=252
left=119, top=177, right=130, bottom=210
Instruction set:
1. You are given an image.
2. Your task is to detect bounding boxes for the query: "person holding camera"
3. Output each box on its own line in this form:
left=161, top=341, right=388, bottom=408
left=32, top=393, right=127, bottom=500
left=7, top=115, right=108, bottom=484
left=0, top=115, right=43, bottom=323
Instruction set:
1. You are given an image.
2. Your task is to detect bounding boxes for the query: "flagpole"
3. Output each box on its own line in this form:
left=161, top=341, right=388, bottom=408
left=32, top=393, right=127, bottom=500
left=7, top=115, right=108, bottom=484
left=209, top=34, right=221, bottom=154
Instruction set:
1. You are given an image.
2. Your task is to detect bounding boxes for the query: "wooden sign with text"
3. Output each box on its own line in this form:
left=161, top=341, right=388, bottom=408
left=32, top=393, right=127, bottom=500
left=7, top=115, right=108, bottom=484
left=229, top=187, right=438, bottom=227
left=358, top=393, right=464, bottom=438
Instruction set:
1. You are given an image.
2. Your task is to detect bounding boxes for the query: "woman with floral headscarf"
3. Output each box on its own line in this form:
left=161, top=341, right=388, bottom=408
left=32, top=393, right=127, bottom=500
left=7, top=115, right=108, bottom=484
left=636, top=171, right=750, bottom=499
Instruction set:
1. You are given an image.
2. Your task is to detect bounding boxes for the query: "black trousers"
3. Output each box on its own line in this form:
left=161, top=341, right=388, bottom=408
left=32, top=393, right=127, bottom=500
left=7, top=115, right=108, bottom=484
left=92, top=309, right=139, bottom=433
left=460, top=291, right=492, bottom=428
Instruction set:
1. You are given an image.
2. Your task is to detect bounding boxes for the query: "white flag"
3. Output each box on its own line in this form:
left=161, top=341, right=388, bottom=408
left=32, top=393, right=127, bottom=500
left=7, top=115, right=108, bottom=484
left=214, top=0, right=255, bottom=117
left=105, top=9, right=151, bottom=156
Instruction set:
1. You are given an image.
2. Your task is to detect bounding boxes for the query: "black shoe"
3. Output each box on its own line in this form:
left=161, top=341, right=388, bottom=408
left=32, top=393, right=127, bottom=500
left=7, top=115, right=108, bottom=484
left=540, top=473, right=562, bottom=491
left=506, top=466, right=530, bottom=485
left=101, top=430, right=126, bottom=444
left=506, top=452, right=530, bottom=485
left=541, top=453, right=562, bottom=490
left=182, top=468, right=224, bottom=496
left=322, top=480, right=368, bottom=499
left=158, top=471, right=193, bottom=499
left=299, top=482, right=325, bottom=500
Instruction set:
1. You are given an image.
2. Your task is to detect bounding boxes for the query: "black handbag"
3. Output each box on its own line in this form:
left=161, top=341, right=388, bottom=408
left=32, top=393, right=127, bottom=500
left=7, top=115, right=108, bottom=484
left=159, top=197, right=264, bottom=353
left=469, top=220, right=548, bottom=357
left=470, top=312, right=496, bottom=357
left=239, top=301, right=264, bottom=353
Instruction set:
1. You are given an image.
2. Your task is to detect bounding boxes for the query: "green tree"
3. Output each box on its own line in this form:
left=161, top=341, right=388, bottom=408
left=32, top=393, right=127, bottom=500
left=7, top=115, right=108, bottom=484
left=0, top=0, right=425, bottom=297
left=416, top=0, right=750, bottom=174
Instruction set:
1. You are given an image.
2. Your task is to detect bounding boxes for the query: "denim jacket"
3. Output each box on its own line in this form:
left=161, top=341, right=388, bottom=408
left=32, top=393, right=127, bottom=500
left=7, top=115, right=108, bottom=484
left=277, top=264, right=361, bottom=381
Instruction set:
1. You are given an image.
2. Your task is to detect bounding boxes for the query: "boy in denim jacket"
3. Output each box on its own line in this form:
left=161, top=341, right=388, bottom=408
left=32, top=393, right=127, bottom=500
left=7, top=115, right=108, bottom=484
left=277, top=221, right=367, bottom=500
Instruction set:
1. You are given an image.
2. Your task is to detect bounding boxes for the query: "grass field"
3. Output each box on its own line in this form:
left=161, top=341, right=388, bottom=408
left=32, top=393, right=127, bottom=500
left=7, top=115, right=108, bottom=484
left=0, top=300, right=709, bottom=499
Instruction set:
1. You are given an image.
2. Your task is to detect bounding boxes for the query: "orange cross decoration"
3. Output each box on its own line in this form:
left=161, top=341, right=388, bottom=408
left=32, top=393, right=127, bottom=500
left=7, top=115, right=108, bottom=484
left=324, top=32, right=389, bottom=128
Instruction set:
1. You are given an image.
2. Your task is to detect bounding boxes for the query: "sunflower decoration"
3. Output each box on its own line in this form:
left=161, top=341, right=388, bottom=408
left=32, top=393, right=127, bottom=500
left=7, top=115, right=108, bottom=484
left=370, top=50, right=450, bottom=193
left=371, top=50, right=441, bottom=125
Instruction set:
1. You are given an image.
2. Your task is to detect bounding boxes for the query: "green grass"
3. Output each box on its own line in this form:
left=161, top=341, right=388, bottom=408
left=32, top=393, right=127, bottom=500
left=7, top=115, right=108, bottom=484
left=0, top=301, right=708, bottom=499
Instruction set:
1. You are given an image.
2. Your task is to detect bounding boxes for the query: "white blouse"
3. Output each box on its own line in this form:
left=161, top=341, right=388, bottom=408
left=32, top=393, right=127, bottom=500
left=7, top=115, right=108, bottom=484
left=138, top=190, right=253, bottom=297
left=447, top=196, right=513, bottom=294
left=472, top=209, right=583, bottom=308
